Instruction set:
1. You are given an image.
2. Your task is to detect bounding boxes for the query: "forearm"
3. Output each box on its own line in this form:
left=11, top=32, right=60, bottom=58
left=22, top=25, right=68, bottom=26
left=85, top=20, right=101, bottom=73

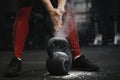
left=57, top=0, right=66, bottom=10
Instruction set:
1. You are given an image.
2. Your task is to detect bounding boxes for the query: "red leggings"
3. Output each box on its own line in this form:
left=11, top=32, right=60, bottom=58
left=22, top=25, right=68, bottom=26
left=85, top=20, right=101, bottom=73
left=65, top=8, right=81, bottom=57
left=13, top=5, right=80, bottom=58
left=13, top=6, right=31, bottom=58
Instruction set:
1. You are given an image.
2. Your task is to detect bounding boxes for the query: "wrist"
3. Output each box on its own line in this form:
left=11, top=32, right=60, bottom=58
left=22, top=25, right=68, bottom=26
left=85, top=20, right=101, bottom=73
left=58, top=7, right=65, bottom=10
left=57, top=7, right=65, bottom=13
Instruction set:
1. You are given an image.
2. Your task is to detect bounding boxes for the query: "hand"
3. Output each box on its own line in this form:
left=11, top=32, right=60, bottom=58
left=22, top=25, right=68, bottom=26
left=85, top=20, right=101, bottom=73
left=49, top=8, right=65, bottom=32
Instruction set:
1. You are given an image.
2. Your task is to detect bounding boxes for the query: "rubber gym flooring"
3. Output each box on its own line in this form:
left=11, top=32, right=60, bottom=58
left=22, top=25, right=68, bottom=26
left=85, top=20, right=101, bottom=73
left=0, top=46, right=120, bottom=80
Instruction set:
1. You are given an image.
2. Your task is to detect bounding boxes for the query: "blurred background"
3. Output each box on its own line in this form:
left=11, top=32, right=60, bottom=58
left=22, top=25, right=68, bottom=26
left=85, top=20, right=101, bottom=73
left=0, top=0, right=120, bottom=50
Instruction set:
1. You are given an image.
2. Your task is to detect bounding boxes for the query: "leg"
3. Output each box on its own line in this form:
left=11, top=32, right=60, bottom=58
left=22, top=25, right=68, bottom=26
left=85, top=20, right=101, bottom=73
left=65, top=7, right=99, bottom=71
left=4, top=0, right=32, bottom=77
left=13, top=6, right=32, bottom=58
left=65, top=8, right=81, bottom=58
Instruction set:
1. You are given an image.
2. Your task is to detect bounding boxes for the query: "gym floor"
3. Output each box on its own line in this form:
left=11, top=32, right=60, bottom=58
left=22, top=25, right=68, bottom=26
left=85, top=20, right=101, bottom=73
left=0, top=46, right=120, bottom=80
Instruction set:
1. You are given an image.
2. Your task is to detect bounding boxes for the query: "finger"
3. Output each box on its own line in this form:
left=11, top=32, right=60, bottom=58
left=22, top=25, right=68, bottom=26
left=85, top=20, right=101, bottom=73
left=55, top=17, right=60, bottom=31
left=53, top=23, right=57, bottom=32
left=54, top=24, right=60, bottom=32
left=51, top=17, right=57, bottom=32
left=55, top=20, right=59, bottom=32
left=54, top=22, right=59, bottom=32
left=56, top=26, right=59, bottom=32
left=55, top=26, right=58, bottom=32
left=59, top=16, right=62, bottom=25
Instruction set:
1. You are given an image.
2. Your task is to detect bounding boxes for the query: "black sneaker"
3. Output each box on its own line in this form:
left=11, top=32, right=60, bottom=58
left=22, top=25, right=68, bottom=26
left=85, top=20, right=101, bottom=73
left=72, top=55, right=100, bottom=71
left=4, top=58, right=22, bottom=77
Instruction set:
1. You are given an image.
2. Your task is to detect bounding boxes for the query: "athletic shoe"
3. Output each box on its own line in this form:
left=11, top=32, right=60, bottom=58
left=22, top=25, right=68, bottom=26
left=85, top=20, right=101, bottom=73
left=72, top=55, right=100, bottom=71
left=4, top=57, right=22, bottom=77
